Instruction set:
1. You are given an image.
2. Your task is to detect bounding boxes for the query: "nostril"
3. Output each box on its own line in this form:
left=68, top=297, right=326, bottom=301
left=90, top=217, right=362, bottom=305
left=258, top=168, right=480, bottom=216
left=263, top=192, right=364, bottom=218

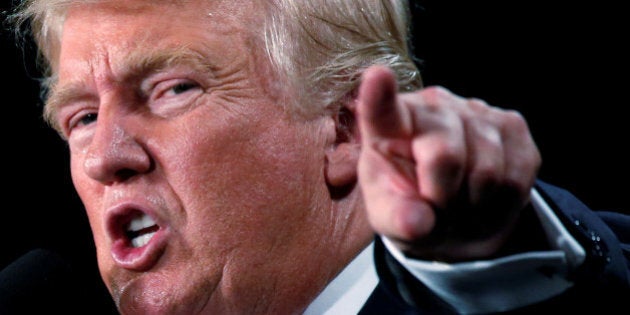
left=115, top=168, right=140, bottom=181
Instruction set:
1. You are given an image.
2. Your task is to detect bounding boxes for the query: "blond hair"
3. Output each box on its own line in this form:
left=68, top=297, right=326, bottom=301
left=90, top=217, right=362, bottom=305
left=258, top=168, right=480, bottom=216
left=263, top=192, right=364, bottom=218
left=11, top=0, right=422, bottom=118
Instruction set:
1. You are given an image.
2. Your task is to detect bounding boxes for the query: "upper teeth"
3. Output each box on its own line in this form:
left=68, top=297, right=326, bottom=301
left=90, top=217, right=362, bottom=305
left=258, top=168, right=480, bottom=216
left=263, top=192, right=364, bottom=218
left=128, top=213, right=156, bottom=232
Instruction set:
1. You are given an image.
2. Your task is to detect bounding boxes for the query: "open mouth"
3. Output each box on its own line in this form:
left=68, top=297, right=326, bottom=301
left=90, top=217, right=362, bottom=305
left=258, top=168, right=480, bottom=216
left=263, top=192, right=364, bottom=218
left=107, top=207, right=168, bottom=271
left=125, top=213, right=160, bottom=248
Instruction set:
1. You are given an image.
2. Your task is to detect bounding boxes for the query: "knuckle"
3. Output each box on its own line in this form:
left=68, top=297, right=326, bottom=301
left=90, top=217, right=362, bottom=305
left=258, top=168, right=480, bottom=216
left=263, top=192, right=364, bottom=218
left=472, top=120, right=502, bottom=146
left=500, top=109, right=529, bottom=131
left=466, top=97, right=490, bottom=112
left=504, top=161, right=536, bottom=193
left=420, top=86, right=452, bottom=103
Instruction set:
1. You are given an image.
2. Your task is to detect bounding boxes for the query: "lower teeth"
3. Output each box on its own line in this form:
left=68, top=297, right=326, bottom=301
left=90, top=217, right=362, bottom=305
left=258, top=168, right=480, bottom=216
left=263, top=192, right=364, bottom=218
left=131, top=231, right=156, bottom=248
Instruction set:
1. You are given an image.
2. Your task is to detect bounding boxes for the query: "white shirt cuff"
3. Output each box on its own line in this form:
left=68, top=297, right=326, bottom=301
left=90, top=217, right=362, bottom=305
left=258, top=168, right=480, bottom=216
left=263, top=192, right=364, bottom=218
left=381, top=188, right=586, bottom=314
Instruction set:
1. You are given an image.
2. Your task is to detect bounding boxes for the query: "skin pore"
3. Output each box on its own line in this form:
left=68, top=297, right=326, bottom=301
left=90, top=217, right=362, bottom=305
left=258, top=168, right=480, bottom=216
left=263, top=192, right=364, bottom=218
left=51, top=1, right=372, bottom=314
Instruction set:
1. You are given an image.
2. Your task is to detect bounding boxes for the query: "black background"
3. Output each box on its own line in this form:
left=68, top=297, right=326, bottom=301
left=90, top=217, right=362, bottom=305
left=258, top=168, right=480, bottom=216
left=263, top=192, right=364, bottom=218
left=1, top=0, right=628, bottom=312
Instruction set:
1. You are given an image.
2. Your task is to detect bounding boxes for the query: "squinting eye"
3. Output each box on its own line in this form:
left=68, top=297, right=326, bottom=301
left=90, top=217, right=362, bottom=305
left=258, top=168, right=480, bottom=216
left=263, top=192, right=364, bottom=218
left=78, top=113, right=98, bottom=126
left=171, top=82, right=197, bottom=95
left=145, top=78, right=203, bottom=109
left=64, top=111, right=97, bottom=137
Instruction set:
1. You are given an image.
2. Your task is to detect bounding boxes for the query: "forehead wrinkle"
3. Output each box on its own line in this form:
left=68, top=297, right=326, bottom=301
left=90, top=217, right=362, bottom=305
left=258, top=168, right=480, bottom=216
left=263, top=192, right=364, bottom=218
left=119, top=45, right=218, bottom=82
left=44, top=44, right=110, bottom=132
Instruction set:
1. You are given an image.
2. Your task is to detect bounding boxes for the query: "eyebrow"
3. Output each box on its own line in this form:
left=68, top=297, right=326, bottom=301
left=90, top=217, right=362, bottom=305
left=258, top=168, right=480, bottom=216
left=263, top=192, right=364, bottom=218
left=44, top=47, right=216, bottom=131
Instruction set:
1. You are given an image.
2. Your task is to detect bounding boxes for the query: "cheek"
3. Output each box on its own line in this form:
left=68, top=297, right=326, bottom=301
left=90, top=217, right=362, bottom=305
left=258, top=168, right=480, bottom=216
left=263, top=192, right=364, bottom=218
left=167, top=114, right=329, bottom=250
left=70, top=151, right=101, bottom=223
left=69, top=151, right=111, bottom=264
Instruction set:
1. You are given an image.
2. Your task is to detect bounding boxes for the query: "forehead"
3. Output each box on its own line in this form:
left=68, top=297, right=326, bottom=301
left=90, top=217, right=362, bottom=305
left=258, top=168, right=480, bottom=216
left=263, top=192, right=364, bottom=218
left=55, top=0, right=261, bottom=70
left=63, top=0, right=257, bottom=24
left=46, top=0, right=276, bottom=126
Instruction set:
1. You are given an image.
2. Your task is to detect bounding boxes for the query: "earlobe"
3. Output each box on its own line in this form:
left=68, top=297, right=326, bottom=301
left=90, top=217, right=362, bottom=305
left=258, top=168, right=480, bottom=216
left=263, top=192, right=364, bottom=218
left=325, top=142, right=360, bottom=188
left=324, top=102, right=361, bottom=189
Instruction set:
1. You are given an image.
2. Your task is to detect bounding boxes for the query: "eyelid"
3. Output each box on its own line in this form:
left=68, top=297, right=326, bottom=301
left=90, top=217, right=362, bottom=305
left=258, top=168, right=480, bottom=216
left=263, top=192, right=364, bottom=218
left=69, top=110, right=98, bottom=129
left=149, top=78, right=201, bottom=102
left=62, top=104, right=99, bottom=137
left=49, top=90, right=95, bottom=134
left=46, top=84, right=95, bottom=133
left=140, top=64, right=205, bottom=96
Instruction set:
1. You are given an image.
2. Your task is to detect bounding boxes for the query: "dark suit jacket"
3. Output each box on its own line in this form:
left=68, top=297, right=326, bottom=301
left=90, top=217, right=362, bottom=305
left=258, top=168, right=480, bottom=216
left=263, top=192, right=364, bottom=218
left=360, top=180, right=630, bottom=314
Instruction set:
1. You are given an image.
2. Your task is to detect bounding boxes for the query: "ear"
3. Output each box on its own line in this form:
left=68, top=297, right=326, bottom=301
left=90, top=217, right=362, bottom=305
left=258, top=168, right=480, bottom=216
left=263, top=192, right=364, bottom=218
left=324, top=97, right=361, bottom=192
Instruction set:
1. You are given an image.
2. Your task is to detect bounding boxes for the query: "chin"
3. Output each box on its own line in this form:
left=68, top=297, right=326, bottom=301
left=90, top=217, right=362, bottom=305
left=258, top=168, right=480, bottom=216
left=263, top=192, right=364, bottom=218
left=111, top=272, right=215, bottom=315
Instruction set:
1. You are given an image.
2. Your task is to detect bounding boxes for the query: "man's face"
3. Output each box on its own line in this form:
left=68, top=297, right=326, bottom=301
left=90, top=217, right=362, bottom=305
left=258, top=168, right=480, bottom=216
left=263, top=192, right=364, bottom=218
left=51, top=1, right=340, bottom=313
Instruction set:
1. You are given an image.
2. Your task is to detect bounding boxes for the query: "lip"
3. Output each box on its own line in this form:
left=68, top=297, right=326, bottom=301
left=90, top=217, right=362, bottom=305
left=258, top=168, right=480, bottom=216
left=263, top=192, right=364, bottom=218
left=106, top=203, right=169, bottom=271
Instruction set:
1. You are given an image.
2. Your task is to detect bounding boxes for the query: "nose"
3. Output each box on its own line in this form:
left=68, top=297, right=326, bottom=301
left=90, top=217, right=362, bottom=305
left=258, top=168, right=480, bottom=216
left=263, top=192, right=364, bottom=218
left=83, top=108, right=152, bottom=185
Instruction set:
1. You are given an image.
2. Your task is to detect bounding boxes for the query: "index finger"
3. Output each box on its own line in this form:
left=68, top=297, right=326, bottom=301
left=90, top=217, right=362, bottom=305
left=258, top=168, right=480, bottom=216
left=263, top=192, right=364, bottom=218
left=357, top=66, right=412, bottom=142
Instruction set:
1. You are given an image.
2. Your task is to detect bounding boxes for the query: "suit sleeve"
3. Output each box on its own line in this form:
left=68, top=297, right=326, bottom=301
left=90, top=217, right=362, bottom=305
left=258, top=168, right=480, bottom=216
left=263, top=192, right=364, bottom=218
left=534, top=180, right=630, bottom=289
left=371, top=180, right=630, bottom=313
